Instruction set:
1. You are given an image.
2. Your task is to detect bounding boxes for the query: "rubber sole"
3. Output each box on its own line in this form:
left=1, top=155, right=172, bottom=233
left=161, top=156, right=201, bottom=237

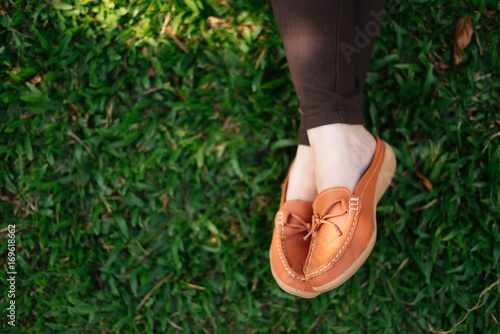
left=311, top=141, right=397, bottom=293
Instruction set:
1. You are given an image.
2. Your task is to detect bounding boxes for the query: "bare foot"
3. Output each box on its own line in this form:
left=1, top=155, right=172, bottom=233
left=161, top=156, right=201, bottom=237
left=285, top=145, right=317, bottom=202
left=307, top=124, right=377, bottom=193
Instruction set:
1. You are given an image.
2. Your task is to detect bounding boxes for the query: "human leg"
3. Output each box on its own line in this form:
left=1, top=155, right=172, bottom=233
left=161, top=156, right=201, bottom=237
left=272, top=0, right=385, bottom=194
left=306, top=0, right=386, bottom=193
left=270, top=0, right=394, bottom=295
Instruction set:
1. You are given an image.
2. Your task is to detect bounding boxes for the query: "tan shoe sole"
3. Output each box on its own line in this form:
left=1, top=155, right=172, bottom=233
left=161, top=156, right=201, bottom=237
left=270, top=254, right=320, bottom=298
left=312, top=141, right=397, bottom=293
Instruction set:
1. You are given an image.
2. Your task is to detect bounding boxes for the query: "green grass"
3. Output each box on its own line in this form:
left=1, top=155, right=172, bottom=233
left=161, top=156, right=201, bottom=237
left=1, top=0, right=499, bottom=332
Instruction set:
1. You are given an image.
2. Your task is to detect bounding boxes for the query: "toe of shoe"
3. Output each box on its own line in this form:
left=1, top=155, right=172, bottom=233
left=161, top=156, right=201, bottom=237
left=304, top=218, right=376, bottom=289
left=270, top=234, right=319, bottom=297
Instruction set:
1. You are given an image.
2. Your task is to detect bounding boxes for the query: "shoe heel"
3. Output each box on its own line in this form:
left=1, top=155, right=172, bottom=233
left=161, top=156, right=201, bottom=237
left=374, top=142, right=397, bottom=205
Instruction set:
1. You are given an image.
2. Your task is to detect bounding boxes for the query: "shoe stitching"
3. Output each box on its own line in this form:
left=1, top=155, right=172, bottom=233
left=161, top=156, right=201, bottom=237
left=349, top=197, right=359, bottom=216
left=305, top=187, right=350, bottom=273
left=276, top=211, right=307, bottom=282
left=305, top=140, right=385, bottom=277
left=305, top=207, right=358, bottom=277
left=317, top=187, right=352, bottom=217
left=279, top=212, right=292, bottom=272
left=281, top=219, right=292, bottom=262
left=305, top=231, right=316, bottom=272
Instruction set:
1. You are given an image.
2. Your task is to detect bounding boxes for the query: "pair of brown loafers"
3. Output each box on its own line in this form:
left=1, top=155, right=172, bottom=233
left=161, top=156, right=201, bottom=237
left=270, top=136, right=397, bottom=298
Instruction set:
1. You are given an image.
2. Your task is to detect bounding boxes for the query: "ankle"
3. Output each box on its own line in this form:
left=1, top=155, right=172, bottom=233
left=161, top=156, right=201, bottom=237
left=306, top=124, right=377, bottom=193
left=307, top=124, right=374, bottom=151
left=285, top=145, right=317, bottom=202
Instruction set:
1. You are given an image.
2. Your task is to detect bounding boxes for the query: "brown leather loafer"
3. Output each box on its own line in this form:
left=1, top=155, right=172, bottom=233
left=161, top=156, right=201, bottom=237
left=270, top=172, right=320, bottom=298
left=303, top=136, right=396, bottom=292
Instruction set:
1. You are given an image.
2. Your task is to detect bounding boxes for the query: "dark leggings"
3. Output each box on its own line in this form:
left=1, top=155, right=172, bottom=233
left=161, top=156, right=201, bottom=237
left=271, top=0, right=386, bottom=145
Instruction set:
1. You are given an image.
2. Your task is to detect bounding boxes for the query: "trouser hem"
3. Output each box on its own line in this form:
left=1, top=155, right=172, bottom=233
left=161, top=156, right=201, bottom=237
left=297, top=119, right=309, bottom=146
left=297, top=107, right=364, bottom=146
left=302, top=108, right=364, bottom=131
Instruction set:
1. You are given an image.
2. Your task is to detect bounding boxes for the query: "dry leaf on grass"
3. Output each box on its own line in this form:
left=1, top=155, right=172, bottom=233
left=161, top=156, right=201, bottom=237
left=207, top=16, right=229, bottom=28
left=30, top=75, right=42, bottom=85
left=453, top=15, right=474, bottom=64
left=430, top=58, right=450, bottom=75
left=415, top=171, right=433, bottom=191
left=148, top=65, right=157, bottom=77
left=481, top=11, right=496, bottom=18
left=428, top=278, right=500, bottom=334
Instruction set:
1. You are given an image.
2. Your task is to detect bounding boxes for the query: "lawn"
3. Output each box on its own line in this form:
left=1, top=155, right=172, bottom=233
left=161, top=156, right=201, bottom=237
left=0, top=0, right=499, bottom=333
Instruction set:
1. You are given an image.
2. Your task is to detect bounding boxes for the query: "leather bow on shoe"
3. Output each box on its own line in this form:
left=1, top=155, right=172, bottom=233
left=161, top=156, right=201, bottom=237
left=283, top=211, right=311, bottom=234
left=303, top=196, right=360, bottom=241
left=303, top=213, right=343, bottom=241
left=270, top=194, right=320, bottom=298
left=302, top=137, right=397, bottom=293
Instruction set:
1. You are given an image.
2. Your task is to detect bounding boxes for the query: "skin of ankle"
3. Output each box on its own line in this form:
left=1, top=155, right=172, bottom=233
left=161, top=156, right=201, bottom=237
left=307, top=124, right=376, bottom=193
left=285, top=145, right=317, bottom=202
